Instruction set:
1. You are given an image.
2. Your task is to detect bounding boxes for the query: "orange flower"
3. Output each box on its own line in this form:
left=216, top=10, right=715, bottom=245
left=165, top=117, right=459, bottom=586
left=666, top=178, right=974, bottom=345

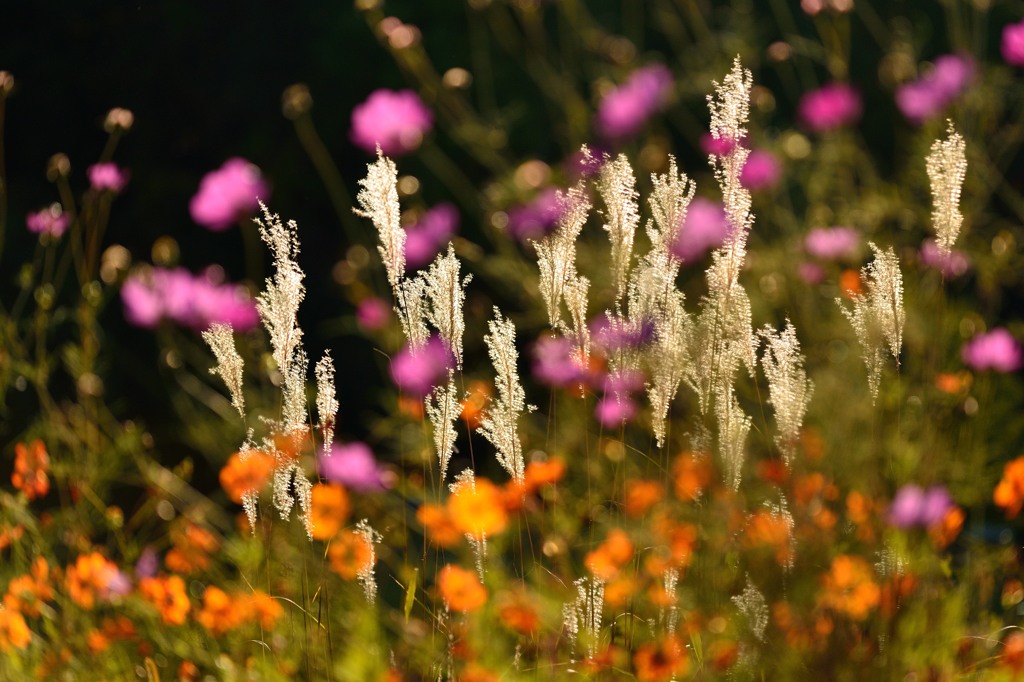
left=839, top=268, right=862, bottom=298
left=523, top=457, right=566, bottom=493
left=673, top=453, right=711, bottom=501
left=603, top=576, right=638, bottom=608
left=197, top=586, right=246, bottom=635
left=1003, top=631, right=1024, bottom=673
left=448, top=479, right=508, bottom=538
left=0, top=523, right=24, bottom=551
left=4, top=557, right=53, bottom=617
left=328, top=529, right=374, bottom=580
left=66, top=552, right=122, bottom=610
left=247, top=590, right=283, bottom=630
left=86, top=629, right=109, bottom=653
left=438, top=565, right=487, bottom=613
left=935, top=371, right=971, bottom=394
left=139, top=575, right=190, bottom=625
left=12, top=440, right=50, bottom=501
left=928, top=506, right=964, bottom=549
left=624, top=480, right=664, bottom=518
left=994, top=455, right=1024, bottom=518
left=416, top=504, right=462, bottom=548
left=459, top=381, right=491, bottom=429
left=165, top=522, right=219, bottom=574
left=178, top=661, right=200, bottom=682
left=818, top=555, right=880, bottom=621
left=498, top=594, right=540, bottom=635
left=585, top=529, right=634, bottom=580
left=310, top=483, right=351, bottom=540
left=0, top=608, right=30, bottom=651
left=219, top=451, right=275, bottom=505
left=646, top=519, right=698, bottom=575
left=633, top=635, right=688, bottom=682
left=743, top=510, right=793, bottom=566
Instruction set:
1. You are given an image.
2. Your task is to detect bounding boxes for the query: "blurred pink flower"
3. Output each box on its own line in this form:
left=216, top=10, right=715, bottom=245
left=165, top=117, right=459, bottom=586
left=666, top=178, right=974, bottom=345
left=563, top=145, right=607, bottom=181
left=805, top=226, right=860, bottom=260
left=895, top=54, right=974, bottom=125
left=88, top=163, right=129, bottom=193
left=700, top=133, right=740, bottom=157
left=320, top=442, right=391, bottom=492
left=505, top=188, right=564, bottom=242
left=350, top=89, right=433, bottom=156
left=798, top=83, right=862, bottom=132
left=592, top=313, right=655, bottom=353
left=532, top=334, right=587, bottom=388
left=190, top=158, right=269, bottom=231
left=801, top=0, right=853, bottom=15
left=390, top=335, right=453, bottom=397
left=920, top=239, right=969, bottom=278
left=889, top=484, right=953, bottom=528
left=595, top=394, right=637, bottom=427
left=670, top=197, right=729, bottom=264
left=740, top=150, right=782, bottom=191
left=595, top=64, right=673, bottom=141
left=356, top=297, right=391, bottom=332
left=798, top=262, right=825, bottom=284
left=26, top=204, right=69, bottom=238
left=961, top=328, right=1023, bottom=373
left=1002, top=20, right=1024, bottom=66
left=404, top=203, right=459, bottom=269
left=121, top=267, right=259, bottom=332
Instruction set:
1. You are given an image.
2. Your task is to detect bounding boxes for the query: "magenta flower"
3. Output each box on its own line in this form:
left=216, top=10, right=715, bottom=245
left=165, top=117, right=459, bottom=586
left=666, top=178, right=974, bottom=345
left=798, top=83, right=862, bottom=132
left=505, top=188, right=564, bottom=242
left=595, top=394, right=637, bottom=427
left=700, top=132, right=740, bottom=157
left=797, top=262, right=825, bottom=284
left=532, top=334, right=587, bottom=388
left=390, top=335, right=453, bottom=397
left=121, top=267, right=259, bottom=332
left=1002, top=20, right=1024, bottom=66
left=889, top=484, right=953, bottom=528
left=670, top=197, right=729, bottom=264
left=356, top=297, right=391, bottom=332
left=961, top=328, right=1023, bottom=373
left=350, top=89, right=433, bottom=156
left=404, top=203, right=459, bottom=269
left=190, top=158, right=269, bottom=231
left=592, top=313, right=655, bottom=353
left=920, top=239, right=969, bottom=278
left=895, top=54, right=974, bottom=125
left=595, top=64, right=673, bottom=141
left=563, top=145, right=607, bottom=181
left=804, top=226, right=860, bottom=260
left=740, top=150, right=782, bottom=191
left=26, top=205, right=70, bottom=239
left=87, top=162, right=129, bottom=193
left=135, top=547, right=159, bottom=579
left=320, top=442, right=390, bottom=492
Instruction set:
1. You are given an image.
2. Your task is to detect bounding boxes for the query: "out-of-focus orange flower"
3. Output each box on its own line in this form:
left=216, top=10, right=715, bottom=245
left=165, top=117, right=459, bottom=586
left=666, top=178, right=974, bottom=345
left=846, top=491, right=873, bottom=524
left=928, top=506, right=964, bottom=549
left=818, top=555, right=880, bottom=621
left=328, top=529, right=374, bottom=580
left=800, top=428, right=825, bottom=462
left=197, top=586, right=246, bottom=635
left=585, top=529, right=634, bottom=580
left=994, top=455, right=1024, bottom=518
left=310, top=483, right=351, bottom=540
left=417, top=503, right=462, bottom=548
left=459, top=665, right=499, bottom=682
left=744, top=509, right=793, bottom=566
left=633, top=635, right=688, bottom=682
left=792, top=472, right=838, bottom=505
left=449, top=479, right=508, bottom=538
left=437, top=565, right=486, bottom=613
left=273, top=428, right=311, bottom=460
left=86, top=629, right=109, bottom=653
left=756, top=459, right=790, bottom=485
left=879, top=573, right=917, bottom=617
left=625, top=479, right=664, bottom=517
left=139, top=575, right=190, bottom=625
left=0, top=608, right=31, bottom=651
left=219, top=451, right=275, bottom=505
left=397, top=395, right=424, bottom=419
left=646, top=519, right=698, bottom=576
left=498, top=593, right=540, bottom=635
left=101, top=615, right=136, bottom=640
left=4, top=557, right=53, bottom=617
left=523, top=457, right=566, bottom=494
left=459, top=381, right=491, bottom=429
left=673, top=453, right=712, bottom=501
left=839, top=268, right=862, bottom=298
left=708, top=639, right=739, bottom=672
left=604, top=576, right=638, bottom=608
left=0, top=523, right=24, bottom=551
left=165, top=522, right=220, bottom=574
left=12, top=440, right=50, bottom=501
left=935, top=371, right=971, bottom=395
left=179, top=661, right=201, bottom=682
left=1003, top=631, right=1024, bottom=673
left=66, top=552, right=122, bottom=610
left=247, top=590, right=283, bottom=630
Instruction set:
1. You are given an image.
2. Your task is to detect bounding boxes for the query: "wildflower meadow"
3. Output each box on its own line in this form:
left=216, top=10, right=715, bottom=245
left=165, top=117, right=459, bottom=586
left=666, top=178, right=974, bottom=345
left=4, top=1, right=1024, bottom=680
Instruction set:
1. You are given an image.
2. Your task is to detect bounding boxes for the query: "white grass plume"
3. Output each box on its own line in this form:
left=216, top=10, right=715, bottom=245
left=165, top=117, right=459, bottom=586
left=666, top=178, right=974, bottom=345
left=597, top=152, right=640, bottom=302
left=534, top=180, right=590, bottom=331
left=315, top=352, right=338, bottom=455
left=202, top=322, right=245, bottom=420
left=354, top=149, right=405, bottom=290
left=926, top=120, right=967, bottom=256
left=759, top=320, right=813, bottom=465
left=426, top=375, right=460, bottom=482
left=422, top=245, right=472, bottom=369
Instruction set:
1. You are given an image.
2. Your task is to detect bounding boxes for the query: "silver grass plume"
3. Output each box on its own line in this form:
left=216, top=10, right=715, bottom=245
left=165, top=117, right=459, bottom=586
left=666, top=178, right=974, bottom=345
left=239, top=432, right=260, bottom=532
left=759, top=321, right=813, bottom=465
left=281, top=346, right=308, bottom=436
left=426, top=375, right=460, bottom=482
left=450, top=469, right=487, bottom=579
left=477, top=307, right=533, bottom=483
left=202, top=322, right=245, bottom=420
left=422, top=245, right=472, bottom=369
left=837, top=243, right=905, bottom=402
left=597, top=152, right=640, bottom=302
left=566, top=576, right=605, bottom=662
left=355, top=518, right=381, bottom=603
left=315, top=352, right=338, bottom=455
left=764, top=496, right=796, bottom=572
left=661, top=568, right=680, bottom=635
left=731, top=575, right=768, bottom=642
left=926, top=120, right=967, bottom=256
left=534, top=181, right=590, bottom=331
left=565, top=274, right=591, bottom=366
left=715, top=387, right=751, bottom=491
left=396, top=275, right=430, bottom=349
left=647, top=290, right=691, bottom=449
left=646, top=156, right=696, bottom=258
left=354, top=149, right=405, bottom=290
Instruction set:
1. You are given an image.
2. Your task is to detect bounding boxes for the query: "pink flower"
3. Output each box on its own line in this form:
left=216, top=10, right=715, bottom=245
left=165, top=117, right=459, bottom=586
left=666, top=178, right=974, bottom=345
left=595, top=394, right=637, bottom=427
left=592, top=313, right=655, bottom=353
left=356, top=297, right=391, bottom=332
left=404, top=203, right=459, bottom=269
left=700, top=133, right=740, bottom=157
left=87, top=163, right=129, bottom=193
left=26, top=204, right=70, bottom=238
left=670, top=197, right=729, bottom=264
left=895, top=54, right=974, bottom=125
left=190, top=158, right=269, bottom=231
left=532, top=334, right=587, bottom=388
left=798, top=262, right=825, bottom=284
left=920, top=239, right=969, bottom=278
left=798, top=83, right=862, bottom=132
left=889, top=484, right=953, bottom=528
left=1002, top=20, right=1024, bottom=66
left=740, top=150, right=782, bottom=191
left=595, top=64, right=673, bottom=141
left=961, top=328, right=1023, bottom=373
left=804, top=226, right=860, bottom=260
left=350, top=89, right=433, bottom=156
left=390, top=336, right=453, bottom=397
left=320, top=442, right=391, bottom=492
left=121, top=267, right=259, bottom=332
left=505, top=188, right=564, bottom=242
left=801, top=0, right=854, bottom=15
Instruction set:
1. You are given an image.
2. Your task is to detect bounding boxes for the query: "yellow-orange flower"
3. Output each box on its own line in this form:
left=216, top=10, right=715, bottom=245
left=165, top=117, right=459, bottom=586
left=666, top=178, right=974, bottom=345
left=310, top=483, right=351, bottom=540
left=12, top=440, right=50, bottom=501
left=0, top=608, right=30, bottom=651
left=165, top=522, right=219, bottom=574
left=673, top=453, right=712, bottom=501
left=219, top=451, right=275, bottom=505
left=994, top=455, right=1024, bottom=518
left=459, top=381, right=491, bottom=429
left=86, top=629, right=109, bottom=654
left=4, top=557, right=53, bottom=617
left=523, top=457, right=566, bottom=494
left=139, top=575, right=190, bottom=625
left=66, top=552, right=121, bottom=610
left=437, top=565, right=486, bottom=613
left=197, top=586, right=246, bottom=635
left=247, top=590, right=283, bottom=630
left=624, top=479, right=664, bottom=518
left=416, top=503, right=462, bottom=548
left=585, top=529, right=634, bottom=580
left=633, top=635, right=688, bottom=681
left=743, top=509, right=793, bottom=566
left=448, top=479, right=508, bottom=538
left=328, top=529, right=374, bottom=580
left=818, top=555, right=880, bottom=621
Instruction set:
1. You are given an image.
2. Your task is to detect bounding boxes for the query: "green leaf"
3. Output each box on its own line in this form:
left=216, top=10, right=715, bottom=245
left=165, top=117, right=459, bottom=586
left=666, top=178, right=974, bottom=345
left=404, top=568, right=418, bottom=623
